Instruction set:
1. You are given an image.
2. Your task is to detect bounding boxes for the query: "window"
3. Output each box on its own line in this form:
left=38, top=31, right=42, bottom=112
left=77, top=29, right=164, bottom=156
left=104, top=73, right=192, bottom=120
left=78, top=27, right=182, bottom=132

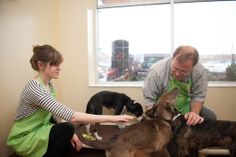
left=94, top=0, right=236, bottom=85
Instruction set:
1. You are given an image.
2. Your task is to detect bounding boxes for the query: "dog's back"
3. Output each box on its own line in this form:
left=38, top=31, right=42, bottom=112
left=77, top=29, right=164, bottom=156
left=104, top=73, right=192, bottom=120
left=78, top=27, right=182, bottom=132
left=86, top=91, right=143, bottom=117
left=78, top=119, right=173, bottom=157
left=171, top=116, right=236, bottom=156
left=86, top=91, right=131, bottom=115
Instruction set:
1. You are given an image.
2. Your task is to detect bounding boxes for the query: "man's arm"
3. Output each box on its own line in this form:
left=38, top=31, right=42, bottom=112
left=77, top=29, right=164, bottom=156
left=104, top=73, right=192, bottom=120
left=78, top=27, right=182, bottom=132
left=143, top=69, right=162, bottom=111
left=190, top=101, right=203, bottom=114
left=191, top=63, right=208, bottom=105
left=185, top=102, right=204, bottom=126
left=143, top=58, right=172, bottom=111
left=185, top=63, right=207, bottom=125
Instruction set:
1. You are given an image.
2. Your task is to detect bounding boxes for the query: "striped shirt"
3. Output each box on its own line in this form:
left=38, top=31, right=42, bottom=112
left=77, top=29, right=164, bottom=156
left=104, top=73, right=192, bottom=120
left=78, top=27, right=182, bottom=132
left=15, top=79, right=74, bottom=121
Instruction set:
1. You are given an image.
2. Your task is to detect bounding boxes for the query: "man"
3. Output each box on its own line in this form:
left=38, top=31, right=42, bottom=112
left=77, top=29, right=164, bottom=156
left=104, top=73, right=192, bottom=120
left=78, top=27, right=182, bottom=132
left=143, top=45, right=216, bottom=125
left=143, top=45, right=217, bottom=157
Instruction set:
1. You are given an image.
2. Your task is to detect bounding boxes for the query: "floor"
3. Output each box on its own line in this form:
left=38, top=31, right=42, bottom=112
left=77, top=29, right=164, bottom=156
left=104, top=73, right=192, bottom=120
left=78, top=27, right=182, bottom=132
left=9, top=148, right=105, bottom=157
left=63, top=148, right=106, bottom=157
left=9, top=150, right=230, bottom=157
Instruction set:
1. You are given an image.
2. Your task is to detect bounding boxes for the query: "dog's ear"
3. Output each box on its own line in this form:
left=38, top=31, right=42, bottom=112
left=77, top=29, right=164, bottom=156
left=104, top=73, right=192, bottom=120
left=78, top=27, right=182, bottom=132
left=134, top=102, right=141, bottom=106
left=127, top=100, right=134, bottom=106
left=164, top=99, right=172, bottom=106
left=171, top=87, right=179, bottom=97
left=126, top=100, right=136, bottom=111
left=145, top=105, right=159, bottom=118
left=145, top=107, right=156, bottom=118
left=152, top=101, right=159, bottom=108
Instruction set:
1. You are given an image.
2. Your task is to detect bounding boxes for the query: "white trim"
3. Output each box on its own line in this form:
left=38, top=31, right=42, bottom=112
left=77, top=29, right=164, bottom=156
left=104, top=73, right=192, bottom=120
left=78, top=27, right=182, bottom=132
left=89, top=81, right=144, bottom=87
left=87, top=9, right=96, bottom=85
left=97, top=0, right=232, bottom=9
left=208, top=81, right=236, bottom=87
left=88, top=81, right=236, bottom=87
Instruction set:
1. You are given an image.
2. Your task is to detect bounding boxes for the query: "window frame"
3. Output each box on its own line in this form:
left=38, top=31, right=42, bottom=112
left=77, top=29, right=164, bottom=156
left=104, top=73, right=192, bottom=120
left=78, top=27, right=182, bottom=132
left=88, top=0, right=236, bottom=87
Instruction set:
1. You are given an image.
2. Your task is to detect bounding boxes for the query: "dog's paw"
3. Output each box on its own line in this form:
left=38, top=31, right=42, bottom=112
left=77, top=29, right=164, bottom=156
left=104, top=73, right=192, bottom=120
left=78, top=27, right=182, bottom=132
left=94, top=132, right=103, bottom=141
left=117, top=122, right=126, bottom=129
left=85, top=124, right=92, bottom=135
left=96, top=136, right=103, bottom=141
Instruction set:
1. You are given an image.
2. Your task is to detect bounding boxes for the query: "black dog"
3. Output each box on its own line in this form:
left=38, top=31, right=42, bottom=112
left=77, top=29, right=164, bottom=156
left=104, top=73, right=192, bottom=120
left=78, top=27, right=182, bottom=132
left=146, top=88, right=236, bottom=157
left=85, top=91, right=143, bottom=140
left=171, top=115, right=236, bottom=157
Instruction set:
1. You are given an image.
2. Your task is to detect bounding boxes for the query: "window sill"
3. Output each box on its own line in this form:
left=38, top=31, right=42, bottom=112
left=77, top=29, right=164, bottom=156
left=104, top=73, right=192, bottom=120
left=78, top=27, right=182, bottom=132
left=89, top=81, right=236, bottom=87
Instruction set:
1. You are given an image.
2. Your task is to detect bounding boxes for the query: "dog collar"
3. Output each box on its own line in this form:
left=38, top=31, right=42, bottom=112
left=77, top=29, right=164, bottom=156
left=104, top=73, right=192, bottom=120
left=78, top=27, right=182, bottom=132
left=172, top=113, right=181, bottom=121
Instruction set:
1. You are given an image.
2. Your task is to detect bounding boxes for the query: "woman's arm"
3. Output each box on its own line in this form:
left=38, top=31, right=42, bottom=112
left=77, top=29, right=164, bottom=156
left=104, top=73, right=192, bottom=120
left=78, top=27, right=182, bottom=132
left=70, top=112, right=134, bottom=124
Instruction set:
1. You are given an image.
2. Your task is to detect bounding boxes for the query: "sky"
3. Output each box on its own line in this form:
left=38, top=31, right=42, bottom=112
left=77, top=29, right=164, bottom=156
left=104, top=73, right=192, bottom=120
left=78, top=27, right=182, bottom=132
left=98, top=1, right=236, bottom=55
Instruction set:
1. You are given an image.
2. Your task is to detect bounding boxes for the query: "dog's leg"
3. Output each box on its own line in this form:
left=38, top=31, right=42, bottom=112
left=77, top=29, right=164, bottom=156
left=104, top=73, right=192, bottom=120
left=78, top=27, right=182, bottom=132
left=117, top=122, right=126, bottom=129
left=120, top=105, right=127, bottom=114
left=105, top=150, right=111, bottom=157
left=85, top=124, right=92, bottom=135
left=117, top=106, right=127, bottom=129
left=93, top=123, right=103, bottom=141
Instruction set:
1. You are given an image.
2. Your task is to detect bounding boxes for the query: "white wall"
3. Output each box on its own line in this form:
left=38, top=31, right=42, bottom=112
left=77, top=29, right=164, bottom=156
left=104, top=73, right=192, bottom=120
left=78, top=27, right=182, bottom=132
left=0, top=0, right=59, bottom=155
left=0, top=0, right=235, bottom=156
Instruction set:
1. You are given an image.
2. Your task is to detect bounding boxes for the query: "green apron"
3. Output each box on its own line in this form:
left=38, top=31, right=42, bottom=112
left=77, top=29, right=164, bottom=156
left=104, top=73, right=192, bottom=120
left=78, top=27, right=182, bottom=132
left=7, top=79, right=57, bottom=157
left=7, top=110, right=53, bottom=157
left=167, top=77, right=192, bottom=115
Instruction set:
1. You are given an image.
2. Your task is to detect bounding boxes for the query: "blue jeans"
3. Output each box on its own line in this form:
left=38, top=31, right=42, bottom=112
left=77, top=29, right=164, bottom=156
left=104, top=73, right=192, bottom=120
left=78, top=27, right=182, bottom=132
left=200, top=106, right=217, bottom=120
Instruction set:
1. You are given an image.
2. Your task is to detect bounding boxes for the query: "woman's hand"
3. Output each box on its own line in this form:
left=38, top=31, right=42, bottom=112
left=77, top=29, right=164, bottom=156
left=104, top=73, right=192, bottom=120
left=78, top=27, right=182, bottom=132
left=111, top=114, right=135, bottom=122
left=71, top=133, right=83, bottom=152
left=184, top=112, right=204, bottom=126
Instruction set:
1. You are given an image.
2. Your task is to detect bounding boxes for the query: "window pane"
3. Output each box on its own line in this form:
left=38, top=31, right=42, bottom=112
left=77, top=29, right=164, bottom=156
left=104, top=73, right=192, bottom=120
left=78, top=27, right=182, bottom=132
left=97, top=4, right=171, bottom=82
left=174, top=1, right=236, bottom=81
left=96, top=1, right=236, bottom=84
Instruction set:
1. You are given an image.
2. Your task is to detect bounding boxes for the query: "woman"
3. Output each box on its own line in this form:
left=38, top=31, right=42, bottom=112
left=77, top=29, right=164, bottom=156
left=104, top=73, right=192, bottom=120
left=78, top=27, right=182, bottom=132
left=7, top=45, right=134, bottom=157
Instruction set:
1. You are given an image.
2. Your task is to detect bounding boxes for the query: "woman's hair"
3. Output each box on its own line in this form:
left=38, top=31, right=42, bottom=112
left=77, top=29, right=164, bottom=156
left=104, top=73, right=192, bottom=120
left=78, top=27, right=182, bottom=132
left=30, top=45, right=63, bottom=71
left=173, top=45, right=199, bottom=66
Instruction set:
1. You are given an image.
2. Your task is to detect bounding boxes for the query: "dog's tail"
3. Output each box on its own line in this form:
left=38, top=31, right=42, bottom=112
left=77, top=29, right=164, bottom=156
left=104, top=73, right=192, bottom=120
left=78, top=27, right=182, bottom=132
left=76, top=125, right=112, bottom=149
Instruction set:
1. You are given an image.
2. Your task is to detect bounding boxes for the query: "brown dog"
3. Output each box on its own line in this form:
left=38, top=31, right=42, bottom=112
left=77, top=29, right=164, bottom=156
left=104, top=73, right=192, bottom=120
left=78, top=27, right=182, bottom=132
left=146, top=88, right=236, bottom=157
left=76, top=88, right=180, bottom=157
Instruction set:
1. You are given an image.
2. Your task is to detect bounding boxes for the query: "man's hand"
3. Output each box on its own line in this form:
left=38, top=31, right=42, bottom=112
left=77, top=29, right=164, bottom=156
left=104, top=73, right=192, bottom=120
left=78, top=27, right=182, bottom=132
left=184, top=112, right=204, bottom=126
left=71, top=133, right=83, bottom=151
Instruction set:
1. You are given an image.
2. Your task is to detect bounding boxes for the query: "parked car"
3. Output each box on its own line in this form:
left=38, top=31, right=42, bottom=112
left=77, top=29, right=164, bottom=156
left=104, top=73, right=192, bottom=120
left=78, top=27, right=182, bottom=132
left=106, top=68, right=119, bottom=81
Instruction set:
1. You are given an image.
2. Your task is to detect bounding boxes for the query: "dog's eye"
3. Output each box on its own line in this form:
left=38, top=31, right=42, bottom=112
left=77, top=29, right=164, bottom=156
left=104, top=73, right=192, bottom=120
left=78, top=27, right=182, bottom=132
left=166, top=105, right=175, bottom=112
left=170, top=105, right=177, bottom=112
